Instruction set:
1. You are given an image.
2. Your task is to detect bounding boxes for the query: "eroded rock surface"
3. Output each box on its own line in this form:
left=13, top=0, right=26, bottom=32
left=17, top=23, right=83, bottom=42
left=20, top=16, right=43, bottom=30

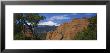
left=46, top=18, right=89, bottom=40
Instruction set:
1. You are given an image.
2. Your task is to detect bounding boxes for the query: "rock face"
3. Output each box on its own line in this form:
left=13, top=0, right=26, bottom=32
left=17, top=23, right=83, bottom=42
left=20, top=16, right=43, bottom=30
left=22, top=25, right=33, bottom=38
left=46, top=18, right=89, bottom=40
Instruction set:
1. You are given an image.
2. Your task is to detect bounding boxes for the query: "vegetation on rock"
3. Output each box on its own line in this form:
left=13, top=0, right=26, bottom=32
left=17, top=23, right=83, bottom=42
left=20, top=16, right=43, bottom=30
left=14, top=13, right=97, bottom=40
left=74, top=16, right=97, bottom=40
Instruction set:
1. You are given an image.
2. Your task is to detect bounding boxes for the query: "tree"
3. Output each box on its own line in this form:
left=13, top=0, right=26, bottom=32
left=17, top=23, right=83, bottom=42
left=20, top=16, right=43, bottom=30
left=14, top=13, right=46, bottom=39
left=74, top=15, right=97, bottom=40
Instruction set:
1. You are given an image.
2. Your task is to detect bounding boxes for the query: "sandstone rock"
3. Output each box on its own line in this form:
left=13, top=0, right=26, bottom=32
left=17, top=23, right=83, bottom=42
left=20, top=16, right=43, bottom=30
left=46, top=18, right=89, bottom=40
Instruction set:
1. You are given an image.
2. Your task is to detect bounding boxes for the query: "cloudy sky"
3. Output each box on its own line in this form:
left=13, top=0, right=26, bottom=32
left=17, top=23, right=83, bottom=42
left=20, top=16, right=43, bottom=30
left=38, top=13, right=96, bottom=26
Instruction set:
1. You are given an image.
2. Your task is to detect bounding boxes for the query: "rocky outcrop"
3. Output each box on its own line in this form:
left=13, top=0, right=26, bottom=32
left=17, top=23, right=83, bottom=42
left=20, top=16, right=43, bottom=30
left=22, top=25, right=33, bottom=38
left=46, top=18, right=89, bottom=40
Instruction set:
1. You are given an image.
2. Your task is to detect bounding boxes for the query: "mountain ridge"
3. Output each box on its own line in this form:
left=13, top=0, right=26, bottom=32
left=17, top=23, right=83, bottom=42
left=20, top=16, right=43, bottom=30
left=46, top=18, right=90, bottom=40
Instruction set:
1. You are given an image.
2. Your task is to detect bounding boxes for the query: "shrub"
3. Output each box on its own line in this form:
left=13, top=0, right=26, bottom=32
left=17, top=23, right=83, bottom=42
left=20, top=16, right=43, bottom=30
left=74, top=16, right=97, bottom=40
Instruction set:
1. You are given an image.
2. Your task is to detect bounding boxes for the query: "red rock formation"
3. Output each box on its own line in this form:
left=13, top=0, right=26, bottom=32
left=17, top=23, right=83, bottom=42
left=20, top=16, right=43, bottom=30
left=46, top=18, right=89, bottom=40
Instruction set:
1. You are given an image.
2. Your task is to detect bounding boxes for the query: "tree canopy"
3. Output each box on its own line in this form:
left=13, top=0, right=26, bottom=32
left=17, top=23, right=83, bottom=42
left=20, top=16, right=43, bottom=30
left=14, top=13, right=46, bottom=40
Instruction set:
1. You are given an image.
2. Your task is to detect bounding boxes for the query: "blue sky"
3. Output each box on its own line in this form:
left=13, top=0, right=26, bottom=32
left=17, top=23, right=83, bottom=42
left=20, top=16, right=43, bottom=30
left=38, top=13, right=97, bottom=26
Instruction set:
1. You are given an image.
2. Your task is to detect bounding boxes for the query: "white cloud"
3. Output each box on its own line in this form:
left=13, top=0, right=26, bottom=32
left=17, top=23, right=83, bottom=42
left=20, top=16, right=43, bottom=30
left=49, top=15, right=70, bottom=20
left=38, top=21, right=60, bottom=26
left=27, top=23, right=31, bottom=25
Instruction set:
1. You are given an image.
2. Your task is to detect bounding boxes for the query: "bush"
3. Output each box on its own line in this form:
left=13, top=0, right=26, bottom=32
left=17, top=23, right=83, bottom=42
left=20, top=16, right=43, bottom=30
left=35, top=33, right=47, bottom=40
left=14, top=33, right=36, bottom=40
left=14, top=33, right=25, bottom=40
left=74, top=16, right=97, bottom=40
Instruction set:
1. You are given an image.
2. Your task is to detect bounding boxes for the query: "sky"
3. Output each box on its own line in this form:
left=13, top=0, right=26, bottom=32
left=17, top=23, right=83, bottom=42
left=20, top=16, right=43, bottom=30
left=38, top=13, right=97, bottom=26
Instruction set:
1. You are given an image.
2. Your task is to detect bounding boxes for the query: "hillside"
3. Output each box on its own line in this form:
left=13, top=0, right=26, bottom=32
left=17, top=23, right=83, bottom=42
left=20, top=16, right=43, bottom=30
left=34, top=25, right=57, bottom=33
left=33, top=25, right=58, bottom=40
left=46, top=17, right=97, bottom=40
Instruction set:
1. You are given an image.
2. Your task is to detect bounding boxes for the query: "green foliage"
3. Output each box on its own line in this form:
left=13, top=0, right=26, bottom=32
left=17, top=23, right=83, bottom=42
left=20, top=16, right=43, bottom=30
left=35, top=33, right=47, bottom=40
left=89, top=16, right=97, bottom=24
left=14, top=33, right=25, bottom=40
left=14, top=32, right=39, bottom=40
left=26, top=14, right=46, bottom=26
left=14, top=13, right=46, bottom=40
left=74, top=16, right=97, bottom=40
left=14, top=13, right=46, bottom=30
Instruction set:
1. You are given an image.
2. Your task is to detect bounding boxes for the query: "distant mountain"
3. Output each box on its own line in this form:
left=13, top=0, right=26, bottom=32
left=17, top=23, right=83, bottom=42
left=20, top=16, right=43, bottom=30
left=34, top=25, right=58, bottom=34
left=33, top=25, right=58, bottom=40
